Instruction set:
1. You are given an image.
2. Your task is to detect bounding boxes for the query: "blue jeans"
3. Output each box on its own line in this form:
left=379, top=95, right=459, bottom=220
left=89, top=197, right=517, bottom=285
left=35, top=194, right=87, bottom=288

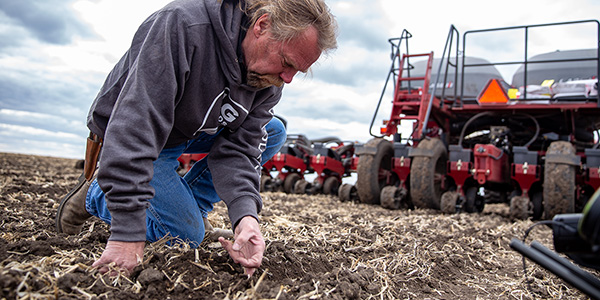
left=85, top=117, right=286, bottom=246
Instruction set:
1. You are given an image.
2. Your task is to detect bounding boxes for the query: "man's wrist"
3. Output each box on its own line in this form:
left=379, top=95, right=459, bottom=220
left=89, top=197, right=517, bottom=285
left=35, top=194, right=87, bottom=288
left=227, top=197, right=259, bottom=230
left=108, top=209, right=147, bottom=242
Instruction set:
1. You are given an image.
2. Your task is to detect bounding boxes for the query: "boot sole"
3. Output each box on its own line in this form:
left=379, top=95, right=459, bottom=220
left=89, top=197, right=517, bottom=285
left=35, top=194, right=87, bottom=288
left=55, top=173, right=87, bottom=233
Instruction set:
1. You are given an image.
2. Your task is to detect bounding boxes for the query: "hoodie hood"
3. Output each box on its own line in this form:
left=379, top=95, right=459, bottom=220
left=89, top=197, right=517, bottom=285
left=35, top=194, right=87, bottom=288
left=207, top=0, right=248, bottom=86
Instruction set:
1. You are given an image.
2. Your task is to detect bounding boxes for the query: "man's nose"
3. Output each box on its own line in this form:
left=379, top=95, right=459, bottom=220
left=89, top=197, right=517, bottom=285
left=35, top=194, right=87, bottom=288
left=280, top=68, right=298, bottom=84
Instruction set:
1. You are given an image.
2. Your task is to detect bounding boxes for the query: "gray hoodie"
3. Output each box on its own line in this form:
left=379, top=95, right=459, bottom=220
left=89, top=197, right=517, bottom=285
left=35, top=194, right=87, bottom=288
left=87, top=0, right=282, bottom=242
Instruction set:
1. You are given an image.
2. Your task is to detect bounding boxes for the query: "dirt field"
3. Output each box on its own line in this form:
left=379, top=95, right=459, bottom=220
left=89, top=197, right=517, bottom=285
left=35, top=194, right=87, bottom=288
left=0, top=152, right=595, bottom=299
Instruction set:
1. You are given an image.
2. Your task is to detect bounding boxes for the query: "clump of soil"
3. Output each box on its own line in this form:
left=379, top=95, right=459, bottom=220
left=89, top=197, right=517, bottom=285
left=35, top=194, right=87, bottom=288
left=0, top=152, right=596, bottom=299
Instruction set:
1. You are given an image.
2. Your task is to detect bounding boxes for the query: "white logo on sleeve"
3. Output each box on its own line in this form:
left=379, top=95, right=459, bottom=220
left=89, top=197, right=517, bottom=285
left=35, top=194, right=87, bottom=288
left=195, top=87, right=249, bottom=135
left=219, top=103, right=239, bottom=124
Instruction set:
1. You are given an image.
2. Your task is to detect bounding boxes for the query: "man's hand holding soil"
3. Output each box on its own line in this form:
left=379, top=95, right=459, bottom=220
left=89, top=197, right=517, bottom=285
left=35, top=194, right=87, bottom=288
left=92, top=240, right=145, bottom=276
left=219, top=216, right=265, bottom=277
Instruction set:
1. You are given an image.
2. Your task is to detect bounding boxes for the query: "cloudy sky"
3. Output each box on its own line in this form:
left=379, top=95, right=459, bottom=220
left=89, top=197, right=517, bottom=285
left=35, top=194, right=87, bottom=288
left=1, top=0, right=599, bottom=159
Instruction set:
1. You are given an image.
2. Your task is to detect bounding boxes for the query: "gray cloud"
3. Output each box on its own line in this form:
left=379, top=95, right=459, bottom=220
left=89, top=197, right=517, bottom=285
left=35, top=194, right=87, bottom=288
left=310, top=0, right=396, bottom=87
left=0, top=69, right=103, bottom=121
left=313, top=56, right=389, bottom=87
left=277, top=91, right=374, bottom=126
left=0, top=0, right=96, bottom=47
left=329, top=0, right=392, bottom=50
left=335, top=16, right=390, bottom=52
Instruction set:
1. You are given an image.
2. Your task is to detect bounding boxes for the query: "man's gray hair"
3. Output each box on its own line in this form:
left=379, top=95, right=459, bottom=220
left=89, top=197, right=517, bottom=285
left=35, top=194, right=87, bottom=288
left=245, top=0, right=338, bottom=53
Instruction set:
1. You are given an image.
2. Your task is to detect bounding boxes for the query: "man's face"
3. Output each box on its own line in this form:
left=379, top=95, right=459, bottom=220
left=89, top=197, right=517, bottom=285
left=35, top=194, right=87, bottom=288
left=242, top=15, right=321, bottom=89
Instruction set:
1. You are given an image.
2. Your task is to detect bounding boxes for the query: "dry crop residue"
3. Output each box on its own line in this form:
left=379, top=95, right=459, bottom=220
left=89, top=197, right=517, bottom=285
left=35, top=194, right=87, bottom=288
left=0, top=152, right=596, bottom=299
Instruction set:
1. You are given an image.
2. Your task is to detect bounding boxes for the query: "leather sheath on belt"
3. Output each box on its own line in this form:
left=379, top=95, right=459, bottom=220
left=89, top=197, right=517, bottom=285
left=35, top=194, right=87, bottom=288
left=84, top=132, right=102, bottom=182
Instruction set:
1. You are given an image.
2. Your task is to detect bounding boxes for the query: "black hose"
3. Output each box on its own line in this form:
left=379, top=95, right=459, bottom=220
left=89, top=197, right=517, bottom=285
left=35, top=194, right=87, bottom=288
left=520, top=113, right=540, bottom=148
left=458, top=112, right=540, bottom=148
left=458, top=111, right=496, bottom=147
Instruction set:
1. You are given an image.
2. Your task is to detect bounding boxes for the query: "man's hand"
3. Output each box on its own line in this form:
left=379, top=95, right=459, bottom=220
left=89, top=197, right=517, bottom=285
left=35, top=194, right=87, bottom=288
left=218, top=216, right=265, bottom=277
left=92, top=240, right=145, bottom=276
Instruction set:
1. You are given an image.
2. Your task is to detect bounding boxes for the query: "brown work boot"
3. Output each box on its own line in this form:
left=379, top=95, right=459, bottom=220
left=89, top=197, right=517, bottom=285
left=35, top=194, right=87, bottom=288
left=203, top=217, right=233, bottom=242
left=56, top=175, right=93, bottom=234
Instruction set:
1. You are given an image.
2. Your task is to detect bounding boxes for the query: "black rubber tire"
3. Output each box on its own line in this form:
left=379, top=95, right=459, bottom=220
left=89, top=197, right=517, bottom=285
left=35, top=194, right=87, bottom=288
left=410, top=138, right=448, bottom=210
left=531, top=191, right=543, bottom=220
left=441, top=191, right=458, bottom=214
left=322, top=177, right=340, bottom=196
left=464, top=187, right=480, bottom=213
left=338, top=183, right=359, bottom=202
left=338, top=183, right=353, bottom=202
left=380, top=186, right=401, bottom=210
left=260, top=176, right=273, bottom=192
left=294, top=179, right=310, bottom=194
left=356, top=138, right=394, bottom=205
left=509, top=196, right=530, bottom=220
left=283, top=173, right=301, bottom=194
left=543, top=141, right=576, bottom=219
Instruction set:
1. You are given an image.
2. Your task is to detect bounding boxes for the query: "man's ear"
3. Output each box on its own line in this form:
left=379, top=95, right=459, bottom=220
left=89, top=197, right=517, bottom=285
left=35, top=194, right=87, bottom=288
left=252, top=14, right=271, bottom=37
